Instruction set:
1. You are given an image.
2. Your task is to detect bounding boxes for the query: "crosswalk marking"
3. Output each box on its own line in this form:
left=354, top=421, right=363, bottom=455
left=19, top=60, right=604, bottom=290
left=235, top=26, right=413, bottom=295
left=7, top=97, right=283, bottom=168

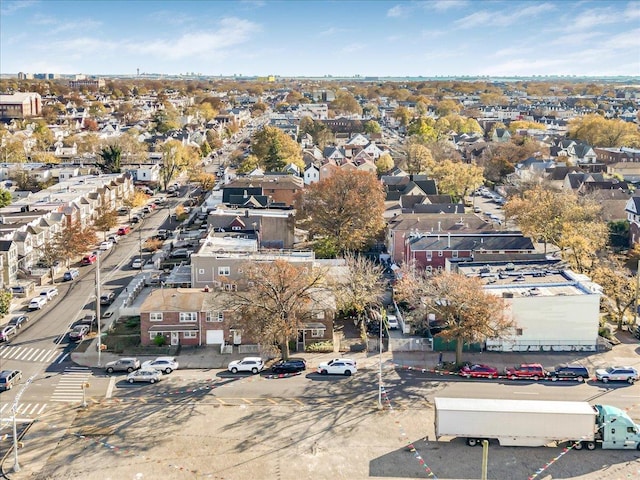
left=0, top=403, right=47, bottom=416
left=0, top=345, right=62, bottom=364
left=51, top=366, right=91, bottom=403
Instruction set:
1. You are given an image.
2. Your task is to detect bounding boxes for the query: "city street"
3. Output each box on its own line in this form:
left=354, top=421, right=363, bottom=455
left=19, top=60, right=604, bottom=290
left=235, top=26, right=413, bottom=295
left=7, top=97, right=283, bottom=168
left=5, top=363, right=639, bottom=479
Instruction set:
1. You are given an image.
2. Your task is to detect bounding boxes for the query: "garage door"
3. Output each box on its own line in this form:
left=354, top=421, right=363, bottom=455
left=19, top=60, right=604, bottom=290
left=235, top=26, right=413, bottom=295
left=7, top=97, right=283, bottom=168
left=206, top=330, right=224, bottom=345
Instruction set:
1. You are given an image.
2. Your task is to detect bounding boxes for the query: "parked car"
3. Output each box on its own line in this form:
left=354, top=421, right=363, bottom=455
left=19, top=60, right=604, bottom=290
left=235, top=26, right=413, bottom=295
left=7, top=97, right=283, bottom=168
left=547, top=364, right=590, bottom=382
left=141, top=357, right=179, bottom=374
left=100, top=292, right=116, bottom=305
left=0, top=370, right=22, bottom=391
left=505, top=363, right=546, bottom=381
left=387, top=314, right=399, bottom=330
left=459, top=364, right=499, bottom=379
left=107, top=234, right=119, bottom=244
left=131, top=258, right=143, bottom=269
left=99, top=240, right=113, bottom=251
left=0, top=324, right=17, bottom=342
left=271, top=358, right=307, bottom=374
left=633, top=324, right=640, bottom=340
left=117, top=207, right=130, bottom=216
left=126, top=369, right=162, bottom=384
left=317, top=360, right=357, bottom=376
left=142, top=206, right=152, bottom=214
left=473, top=206, right=482, bottom=213
left=77, top=313, right=98, bottom=330
left=105, top=358, right=141, bottom=374
left=63, top=268, right=80, bottom=281
left=117, top=226, right=131, bottom=236
left=130, top=215, right=141, bottom=224
left=8, top=315, right=28, bottom=329
left=68, top=325, right=90, bottom=342
left=81, top=253, right=97, bottom=265
left=28, top=296, right=47, bottom=310
left=595, top=366, right=638, bottom=384
left=40, top=287, right=59, bottom=301
left=10, top=285, right=26, bottom=297
left=227, top=357, right=264, bottom=374
left=170, top=249, right=193, bottom=259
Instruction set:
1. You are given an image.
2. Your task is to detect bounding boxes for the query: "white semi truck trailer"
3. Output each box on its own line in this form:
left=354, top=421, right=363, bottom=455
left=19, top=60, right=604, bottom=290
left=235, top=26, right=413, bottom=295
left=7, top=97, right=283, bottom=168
left=434, top=397, right=640, bottom=450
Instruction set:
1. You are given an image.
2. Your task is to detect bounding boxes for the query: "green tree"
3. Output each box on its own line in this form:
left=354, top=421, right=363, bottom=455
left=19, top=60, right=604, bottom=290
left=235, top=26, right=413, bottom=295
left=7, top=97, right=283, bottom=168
left=221, top=259, right=328, bottom=360
left=394, top=269, right=510, bottom=365
left=591, top=259, right=635, bottom=331
left=251, top=126, right=303, bottom=171
left=0, top=189, right=12, bottom=207
left=375, top=152, right=394, bottom=175
left=296, top=170, right=386, bottom=254
left=431, top=160, right=484, bottom=201
left=407, top=118, right=438, bottom=144
left=363, top=120, right=381, bottom=135
left=98, top=145, right=122, bottom=173
left=405, top=139, right=434, bottom=175
left=0, top=290, right=12, bottom=316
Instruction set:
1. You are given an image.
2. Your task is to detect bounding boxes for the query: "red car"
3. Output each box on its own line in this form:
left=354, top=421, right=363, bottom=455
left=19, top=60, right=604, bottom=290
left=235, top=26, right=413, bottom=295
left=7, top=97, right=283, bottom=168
left=459, top=364, right=499, bottom=379
left=117, top=226, right=131, bottom=236
left=81, top=253, right=97, bottom=265
left=505, top=363, right=546, bottom=381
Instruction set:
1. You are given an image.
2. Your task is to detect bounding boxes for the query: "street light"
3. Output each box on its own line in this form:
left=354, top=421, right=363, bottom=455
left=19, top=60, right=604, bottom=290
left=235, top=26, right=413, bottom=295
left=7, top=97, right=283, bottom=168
left=378, top=308, right=384, bottom=410
left=95, top=251, right=102, bottom=367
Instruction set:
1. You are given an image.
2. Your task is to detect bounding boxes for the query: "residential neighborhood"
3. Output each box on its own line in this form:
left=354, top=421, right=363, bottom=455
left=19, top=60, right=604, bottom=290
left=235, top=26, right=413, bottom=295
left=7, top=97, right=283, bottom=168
left=0, top=3, right=639, bottom=476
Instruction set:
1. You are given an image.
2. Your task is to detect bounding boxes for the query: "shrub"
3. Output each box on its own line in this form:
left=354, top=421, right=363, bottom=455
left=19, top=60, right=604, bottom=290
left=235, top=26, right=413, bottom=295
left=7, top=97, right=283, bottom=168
left=153, top=334, right=166, bottom=346
left=306, top=341, right=334, bottom=353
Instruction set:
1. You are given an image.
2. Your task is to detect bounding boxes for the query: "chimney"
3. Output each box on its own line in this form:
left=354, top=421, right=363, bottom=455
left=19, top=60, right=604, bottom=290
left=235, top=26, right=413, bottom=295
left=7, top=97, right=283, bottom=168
left=437, top=221, right=441, bottom=232
left=447, top=232, right=451, bottom=248
left=244, top=210, right=249, bottom=218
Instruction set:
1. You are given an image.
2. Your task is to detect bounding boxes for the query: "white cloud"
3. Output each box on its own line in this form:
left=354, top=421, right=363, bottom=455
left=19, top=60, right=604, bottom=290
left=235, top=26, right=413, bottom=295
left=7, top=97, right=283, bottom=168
left=491, top=46, right=533, bottom=59
left=420, top=29, right=446, bottom=38
left=319, top=27, right=348, bottom=37
left=341, top=43, right=365, bottom=54
left=604, top=28, right=640, bottom=50
left=455, top=3, right=556, bottom=29
left=0, top=0, right=37, bottom=15
left=564, top=7, right=618, bottom=32
left=387, top=5, right=405, bottom=17
left=626, top=2, right=640, bottom=19
left=429, top=0, right=468, bottom=12
left=50, top=19, right=103, bottom=34
left=548, top=31, right=603, bottom=47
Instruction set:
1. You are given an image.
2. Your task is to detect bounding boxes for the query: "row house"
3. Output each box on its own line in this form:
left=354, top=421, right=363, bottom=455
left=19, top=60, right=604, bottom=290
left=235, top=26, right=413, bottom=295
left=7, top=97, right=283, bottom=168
left=222, top=174, right=304, bottom=207
left=139, top=286, right=334, bottom=351
left=404, top=232, right=535, bottom=271
left=207, top=208, right=296, bottom=249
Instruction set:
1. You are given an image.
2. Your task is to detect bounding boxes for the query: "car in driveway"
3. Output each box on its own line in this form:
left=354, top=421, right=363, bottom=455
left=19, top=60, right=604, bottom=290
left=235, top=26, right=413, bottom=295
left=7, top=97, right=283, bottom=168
left=8, top=315, right=29, bottom=329
left=0, top=324, right=17, bottom=342
left=142, top=357, right=179, bottom=374
left=317, top=359, right=357, bottom=376
left=595, top=366, right=638, bottom=384
left=68, top=325, right=90, bottom=342
left=63, top=268, right=80, bottom=281
left=126, top=369, right=162, bottom=384
left=169, top=248, right=193, bottom=259
left=459, top=364, right=499, bottom=379
left=505, top=363, right=546, bottom=381
left=28, top=296, right=47, bottom=310
left=547, top=364, right=590, bottom=382
left=227, top=357, right=264, bottom=374
left=271, top=358, right=306, bottom=374
left=105, top=357, right=141, bottom=373
left=0, top=370, right=22, bottom=391
left=387, top=314, right=399, bottom=330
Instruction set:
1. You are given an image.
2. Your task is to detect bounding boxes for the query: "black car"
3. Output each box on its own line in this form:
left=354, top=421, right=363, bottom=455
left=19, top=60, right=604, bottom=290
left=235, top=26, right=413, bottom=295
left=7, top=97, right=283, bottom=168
left=271, top=358, right=307, bottom=374
left=546, top=364, right=590, bottom=382
left=8, top=315, right=29, bottom=329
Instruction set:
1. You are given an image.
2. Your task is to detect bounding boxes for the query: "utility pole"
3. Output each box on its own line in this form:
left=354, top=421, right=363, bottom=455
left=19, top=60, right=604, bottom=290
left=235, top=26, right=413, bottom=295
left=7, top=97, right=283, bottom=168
left=96, top=252, right=102, bottom=367
left=378, top=309, right=384, bottom=409
left=635, top=259, right=640, bottom=329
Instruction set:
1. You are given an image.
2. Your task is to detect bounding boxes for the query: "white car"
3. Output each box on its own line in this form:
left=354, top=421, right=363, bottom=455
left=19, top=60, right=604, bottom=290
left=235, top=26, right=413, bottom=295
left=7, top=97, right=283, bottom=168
left=595, top=366, right=638, bottom=384
left=227, top=357, right=264, bottom=374
left=131, top=258, right=143, bottom=269
left=142, top=357, right=179, bottom=374
left=317, top=360, right=358, bottom=376
left=126, top=369, right=162, bottom=384
left=28, top=296, right=47, bottom=310
left=387, top=314, right=399, bottom=330
left=40, top=287, right=59, bottom=301
left=99, top=240, right=113, bottom=250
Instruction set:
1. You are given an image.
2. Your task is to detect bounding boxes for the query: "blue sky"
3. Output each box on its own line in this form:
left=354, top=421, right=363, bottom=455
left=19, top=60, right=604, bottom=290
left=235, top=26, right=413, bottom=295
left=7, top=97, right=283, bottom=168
left=1, top=0, right=639, bottom=77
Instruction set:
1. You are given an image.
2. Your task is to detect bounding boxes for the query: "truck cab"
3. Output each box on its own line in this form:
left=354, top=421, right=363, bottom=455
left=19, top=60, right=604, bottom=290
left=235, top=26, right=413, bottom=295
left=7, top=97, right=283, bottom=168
left=594, top=404, right=640, bottom=450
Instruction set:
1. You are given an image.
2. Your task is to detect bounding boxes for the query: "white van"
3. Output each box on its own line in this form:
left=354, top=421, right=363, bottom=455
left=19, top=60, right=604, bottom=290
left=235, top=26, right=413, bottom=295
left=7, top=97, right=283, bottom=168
left=40, top=287, right=59, bottom=301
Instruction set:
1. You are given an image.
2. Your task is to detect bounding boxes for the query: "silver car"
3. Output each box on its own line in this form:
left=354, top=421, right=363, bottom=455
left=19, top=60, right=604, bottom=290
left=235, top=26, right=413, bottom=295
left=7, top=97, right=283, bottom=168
left=126, top=369, right=162, bottom=384
left=595, top=366, right=638, bottom=384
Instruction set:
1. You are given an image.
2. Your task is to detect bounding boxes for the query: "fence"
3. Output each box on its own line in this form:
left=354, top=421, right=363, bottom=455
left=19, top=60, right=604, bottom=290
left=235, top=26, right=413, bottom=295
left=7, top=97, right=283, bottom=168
left=389, top=337, right=433, bottom=352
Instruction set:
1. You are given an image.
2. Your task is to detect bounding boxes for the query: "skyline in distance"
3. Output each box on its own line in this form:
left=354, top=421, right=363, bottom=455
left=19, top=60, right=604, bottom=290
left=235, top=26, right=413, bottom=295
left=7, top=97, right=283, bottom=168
left=1, top=0, right=639, bottom=78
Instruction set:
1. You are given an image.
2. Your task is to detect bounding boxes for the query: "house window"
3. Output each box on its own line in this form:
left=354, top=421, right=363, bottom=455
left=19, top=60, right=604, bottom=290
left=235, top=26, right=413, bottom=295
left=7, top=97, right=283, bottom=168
left=438, top=251, right=443, bottom=257
left=311, top=328, right=325, bottom=338
left=426, top=251, right=432, bottom=261
left=150, top=332, right=164, bottom=340
left=206, top=311, right=223, bottom=322
left=516, top=328, right=523, bottom=336
left=218, top=266, right=230, bottom=276
left=184, top=331, right=196, bottom=338
left=179, top=312, right=197, bottom=323
left=198, top=269, right=205, bottom=275
left=232, top=226, right=241, bottom=231
left=150, top=312, right=163, bottom=322
left=452, top=250, right=458, bottom=258
left=224, top=284, right=237, bottom=291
